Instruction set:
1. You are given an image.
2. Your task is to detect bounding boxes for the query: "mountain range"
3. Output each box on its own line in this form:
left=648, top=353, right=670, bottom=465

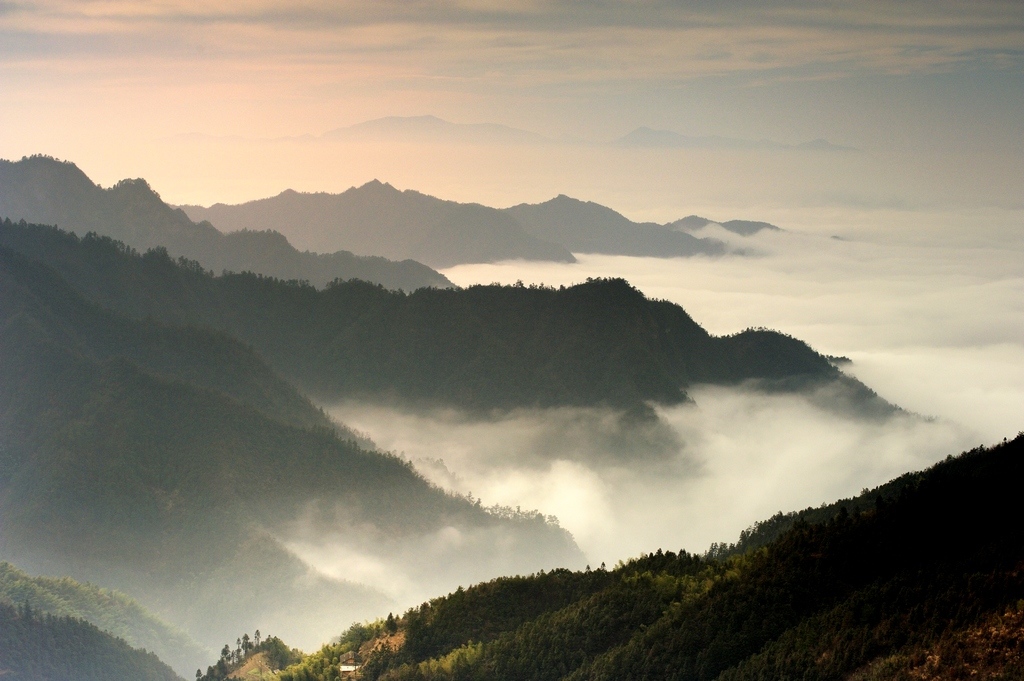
left=4, top=153, right=1001, bottom=681
left=0, top=156, right=781, bottom=273
left=0, top=222, right=584, bottom=663
left=182, top=184, right=778, bottom=268
left=0, top=156, right=453, bottom=290
left=181, top=181, right=577, bottom=269
left=0, top=218, right=872, bottom=414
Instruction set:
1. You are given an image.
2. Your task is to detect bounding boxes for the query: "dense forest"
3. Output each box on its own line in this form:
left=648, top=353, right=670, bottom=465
left=0, top=156, right=453, bottom=290
left=0, top=562, right=206, bottom=676
left=194, top=631, right=302, bottom=681
left=0, top=601, right=182, bottom=681
left=0, top=218, right=881, bottom=413
left=0, top=235, right=583, bottom=655
left=273, top=434, right=1024, bottom=681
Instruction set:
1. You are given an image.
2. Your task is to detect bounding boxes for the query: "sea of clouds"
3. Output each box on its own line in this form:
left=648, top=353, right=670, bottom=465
left=332, top=207, right=1022, bottom=567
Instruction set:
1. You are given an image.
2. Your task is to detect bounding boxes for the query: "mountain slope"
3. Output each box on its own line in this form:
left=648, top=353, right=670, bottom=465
left=0, top=156, right=452, bottom=289
left=0, top=562, right=207, bottom=677
left=0, top=602, right=183, bottom=681
left=183, top=181, right=576, bottom=269
left=284, top=434, right=1024, bottom=681
left=504, top=195, right=725, bottom=257
left=0, top=239, right=583, bottom=653
left=0, top=219, right=874, bottom=413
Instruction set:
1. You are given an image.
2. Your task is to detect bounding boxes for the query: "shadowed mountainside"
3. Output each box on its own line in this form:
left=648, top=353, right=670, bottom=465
left=0, top=562, right=207, bottom=677
left=0, top=235, right=584, bottom=656
left=0, top=219, right=884, bottom=414
left=0, top=602, right=183, bottom=681
left=0, top=156, right=453, bottom=290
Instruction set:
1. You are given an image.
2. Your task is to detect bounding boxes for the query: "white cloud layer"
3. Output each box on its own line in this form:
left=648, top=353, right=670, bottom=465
left=328, top=388, right=977, bottom=567
left=303, top=204, right=1024, bottom=576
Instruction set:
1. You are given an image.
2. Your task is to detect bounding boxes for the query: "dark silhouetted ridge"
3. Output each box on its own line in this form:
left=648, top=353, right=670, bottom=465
left=0, top=155, right=453, bottom=290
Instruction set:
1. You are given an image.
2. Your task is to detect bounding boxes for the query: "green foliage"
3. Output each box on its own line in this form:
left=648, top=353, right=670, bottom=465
left=197, top=634, right=301, bottom=681
left=0, top=562, right=206, bottom=676
left=0, top=600, right=182, bottom=681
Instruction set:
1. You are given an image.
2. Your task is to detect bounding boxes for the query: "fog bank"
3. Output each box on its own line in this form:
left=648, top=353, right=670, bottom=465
left=329, top=388, right=973, bottom=566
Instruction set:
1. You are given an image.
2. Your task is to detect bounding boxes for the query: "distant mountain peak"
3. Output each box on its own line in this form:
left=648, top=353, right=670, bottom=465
left=667, top=214, right=781, bottom=236
left=0, top=155, right=455, bottom=290
left=616, top=126, right=854, bottom=152
left=324, top=115, right=550, bottom=145
left=358, top=178, right=396, bottom=191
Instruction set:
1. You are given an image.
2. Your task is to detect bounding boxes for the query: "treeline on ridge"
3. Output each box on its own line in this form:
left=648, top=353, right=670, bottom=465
left=0, top=601, right=181, bottom=681
left=274, top=434, right=1024, bottom=681
left=0, top=227, right=582, bottom=651
left=0, top=219, right=856, bottom=412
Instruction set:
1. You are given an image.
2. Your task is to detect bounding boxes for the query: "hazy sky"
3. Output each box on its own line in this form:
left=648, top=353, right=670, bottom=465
left=2, top=1, right=1023, bottom=211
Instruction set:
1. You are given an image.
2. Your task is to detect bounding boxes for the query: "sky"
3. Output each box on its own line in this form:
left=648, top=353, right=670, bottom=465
left=2, top=0, right=1023, bottom=214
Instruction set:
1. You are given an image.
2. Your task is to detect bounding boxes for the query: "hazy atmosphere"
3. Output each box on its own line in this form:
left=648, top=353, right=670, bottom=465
left=1, top=1, right=1023, bottom=680
left=331, top=216, right=1023, bottom=568
left=2, top=0, right=1023, bottom=213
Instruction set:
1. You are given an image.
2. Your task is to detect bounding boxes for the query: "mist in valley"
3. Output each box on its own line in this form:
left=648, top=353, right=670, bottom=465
left=287, top=206, right=1023, bottom=595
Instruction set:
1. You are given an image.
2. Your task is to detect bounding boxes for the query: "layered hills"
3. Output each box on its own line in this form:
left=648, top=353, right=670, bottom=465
left=182, top=181, right=576, bottom=269
left=0, top=562, right=206, bottom=676
left=0, top=227, right=583, bottom=659
left=182, top=183, right=775, bottom=267
left=276, top=433, right=1024, bottom=681
left=0, top=602, right=183, bottom=681
left=0, top=156, right=452, bottom=290
left=0, top=219, right=873, bottom=413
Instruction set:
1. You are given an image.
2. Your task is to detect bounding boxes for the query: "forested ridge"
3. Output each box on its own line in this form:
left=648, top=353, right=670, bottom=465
left=276, top=434, right=1024, bottom=681
left=0, top=232, right=582, bottom=654
left=0, top=218, right=870, bottom=412
left=0, top=601, right=182, bottom=681
left=0, top=562, right=206, bottom=676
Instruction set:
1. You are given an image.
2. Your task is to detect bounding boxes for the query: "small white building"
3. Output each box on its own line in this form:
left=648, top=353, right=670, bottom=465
left=340, top=652, right=360, bottom=674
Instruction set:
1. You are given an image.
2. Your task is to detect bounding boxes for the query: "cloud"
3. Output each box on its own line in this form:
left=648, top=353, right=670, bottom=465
left=326, top=385, right=978, bottom=567
left=292, top=200, right=1022, bottom=605
left=3, top=0, right=1022, bottom=81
